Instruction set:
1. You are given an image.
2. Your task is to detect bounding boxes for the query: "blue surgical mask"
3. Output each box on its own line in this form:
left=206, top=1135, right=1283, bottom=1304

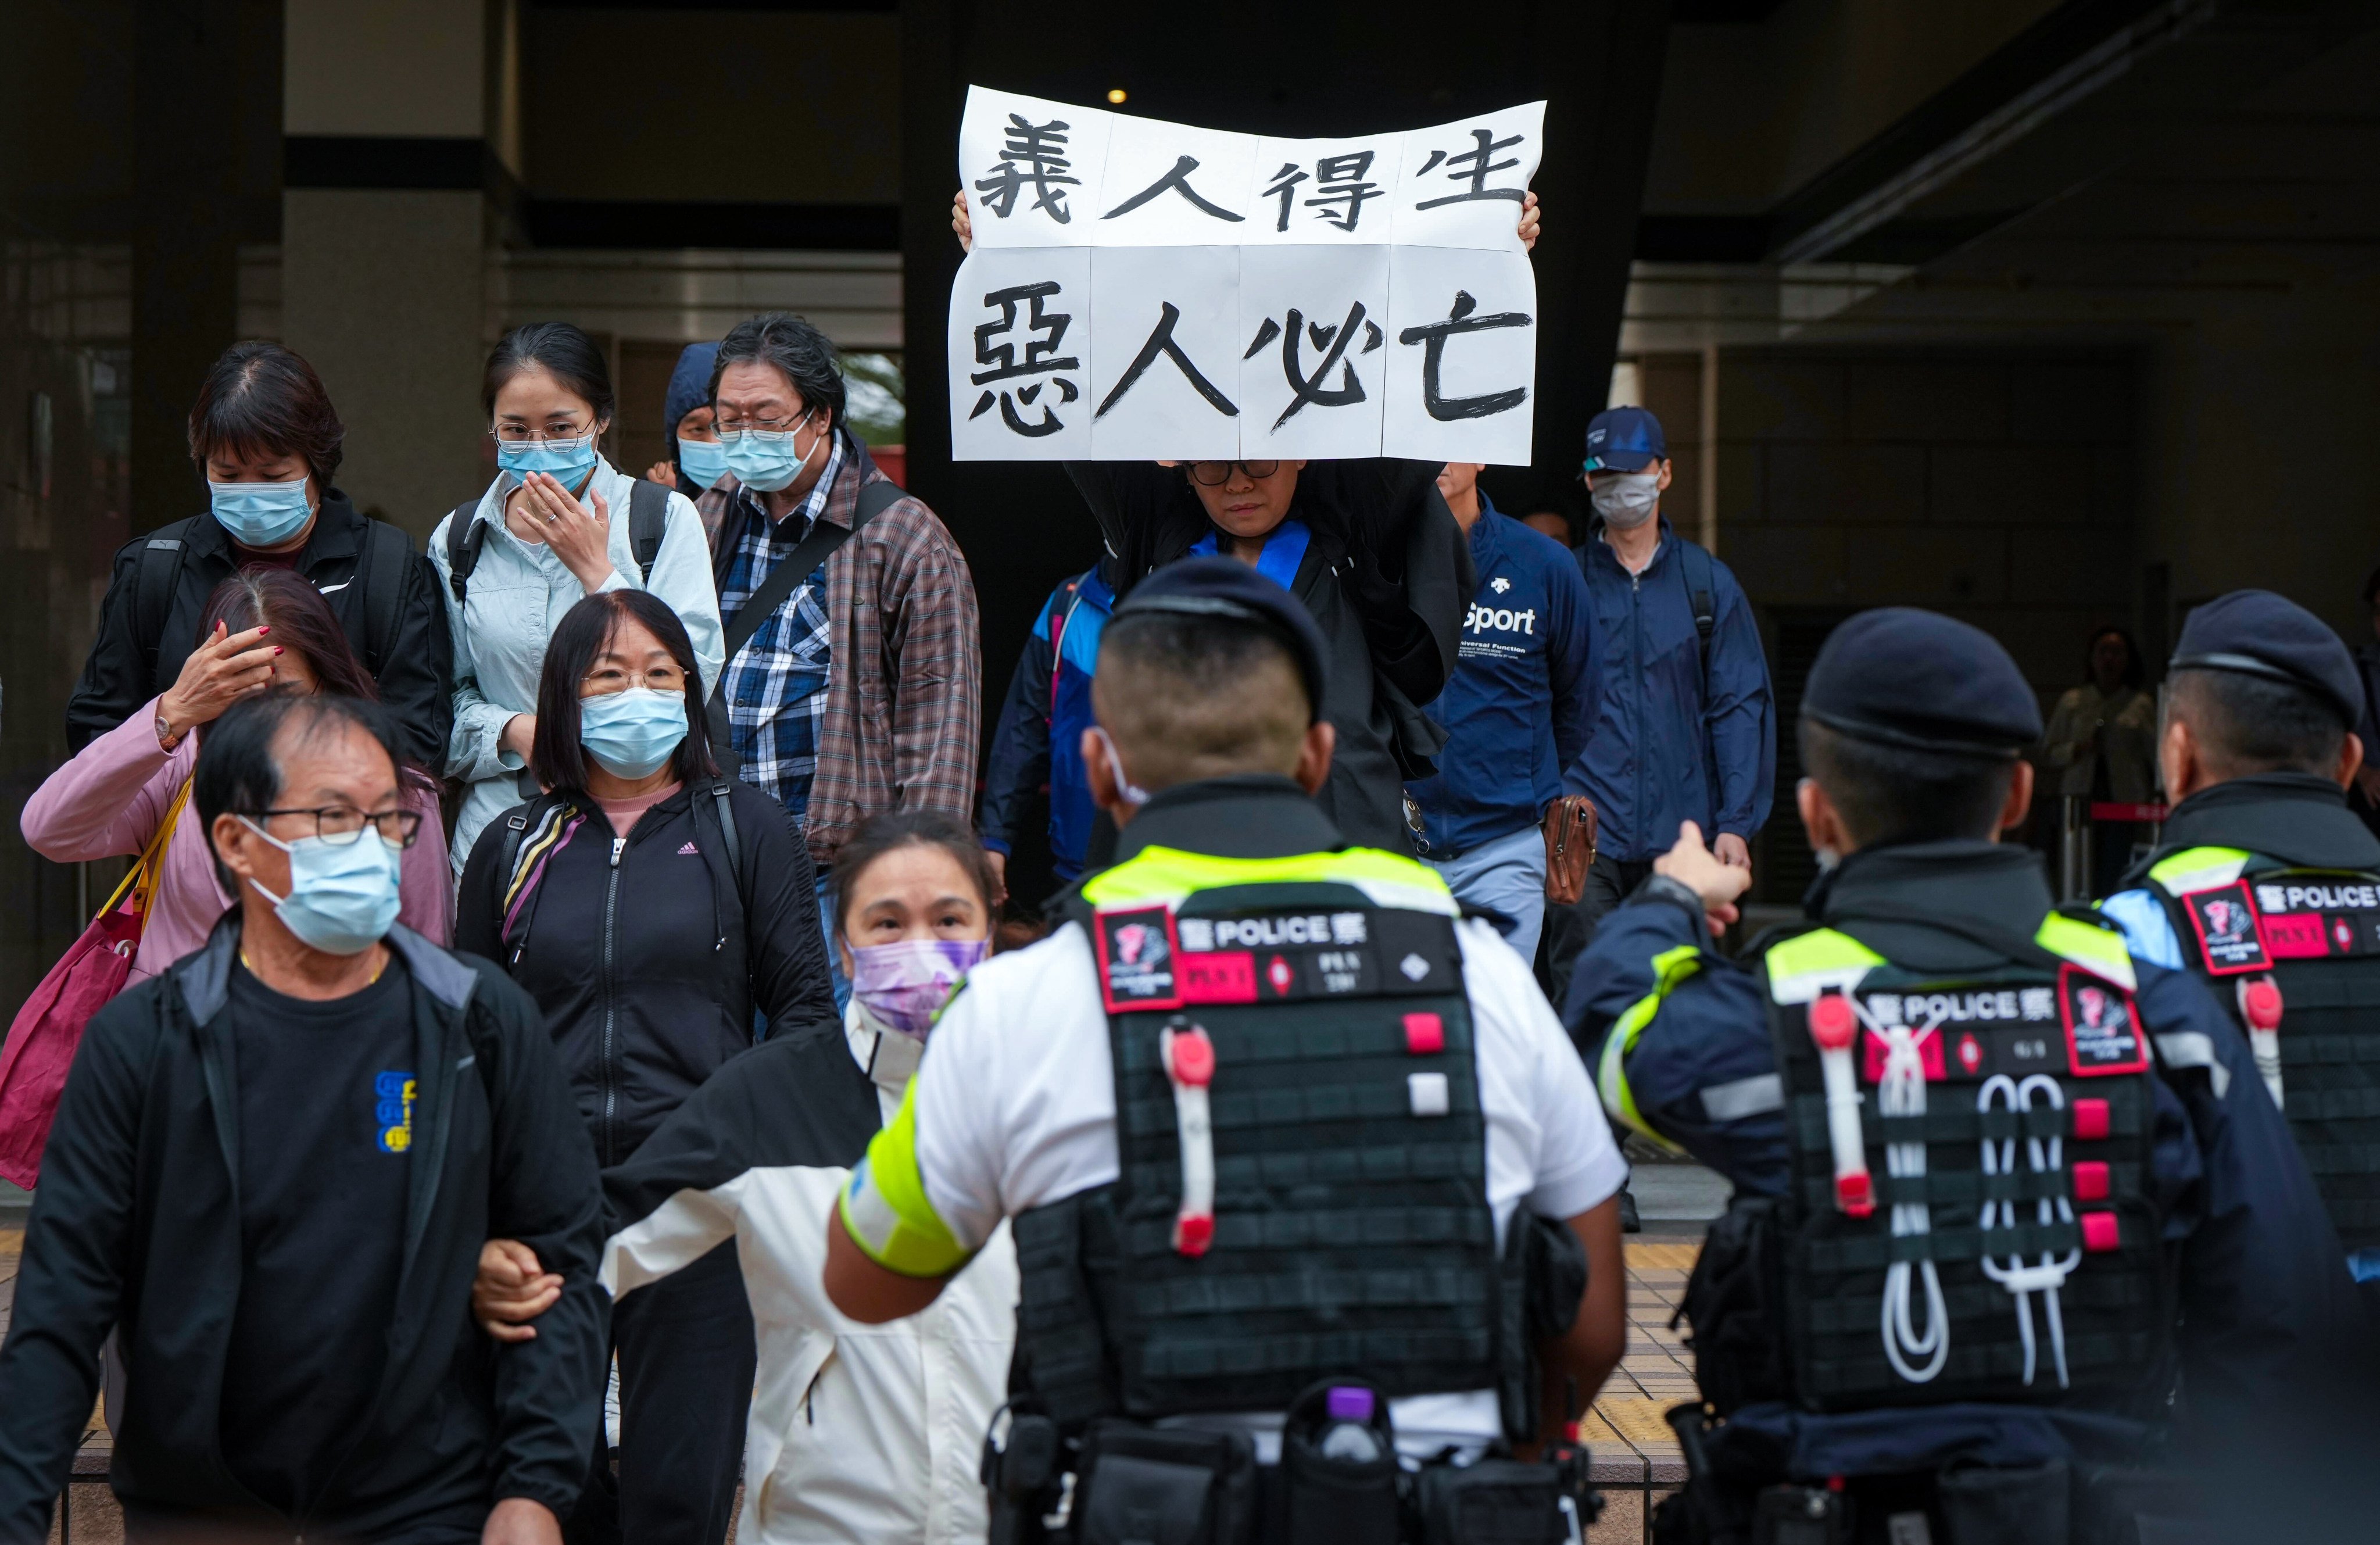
left=677, top=436, right=730, bottom=489
left=239, top=819, right=403, bottom=956
left=209, top=477, right=314, bottom=548
left=496, top=433, right=602, bottom=485
left=721, top=420, right=816, bottom=493
left=579, top=688, right=689, bottom=779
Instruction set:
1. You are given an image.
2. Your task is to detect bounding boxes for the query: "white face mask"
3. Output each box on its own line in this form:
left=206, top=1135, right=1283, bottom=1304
left=1089, top=725, right=1149, bottom=807
left=1591, top=470, right=1662, bottom=529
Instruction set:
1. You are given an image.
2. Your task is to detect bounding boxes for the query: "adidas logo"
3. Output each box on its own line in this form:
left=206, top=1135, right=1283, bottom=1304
left=678, top=841, right=700, bottom=855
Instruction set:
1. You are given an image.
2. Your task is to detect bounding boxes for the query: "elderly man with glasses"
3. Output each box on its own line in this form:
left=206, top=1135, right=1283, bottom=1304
left=698, top=313, right=980, bottom=1010
left=0, top=691, right=606, bottom=1545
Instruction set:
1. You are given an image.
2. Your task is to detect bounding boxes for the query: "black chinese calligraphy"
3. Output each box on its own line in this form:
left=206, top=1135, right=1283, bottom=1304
left=970, top=281, right=1082, bottom=437
left=1247, top=303, right=1384, bottom=428
left=1094, top=302, right=1239, bottom=420
left=974, top=115, right=1081, bottom=224
left=1395, top=289, right=1530, bottom=421
left=1101, top=155, right=1244, bottom=224
left=1262, top=151, right=1386, bottom=234
left=1413, top=128, right=1526, bottom=209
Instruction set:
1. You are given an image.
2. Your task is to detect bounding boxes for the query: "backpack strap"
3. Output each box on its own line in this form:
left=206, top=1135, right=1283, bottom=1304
left=709, top=778, right=742, bottom=874
left=444, top=501, right=487, bottom=605
left=695, top=779, right=755, bottom=1038
left=706, top=474, right=908, bottom=772
left=493, top=795, right=579, bottom=960
left=1676, top=536, right=1717, bottom=692
left=352, top=518, right=413, bottom=674
left=133, top=525, right=192, bottom=684
left=628, top=478, right=669, bottom=585
left=1045, top=576, right=1083, bottom=732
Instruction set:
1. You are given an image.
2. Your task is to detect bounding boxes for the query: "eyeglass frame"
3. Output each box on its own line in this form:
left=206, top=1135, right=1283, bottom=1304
left=1185, top=460, right=1282, bottom=487
left=712, top=405, right=819, bottom=443
left=488, top=420, right=602, bottom=445
left=248, top=804, right=425, bottom=849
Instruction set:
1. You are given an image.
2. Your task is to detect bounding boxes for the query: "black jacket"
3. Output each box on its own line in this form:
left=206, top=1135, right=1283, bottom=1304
left=454, top=778, right=839, bottom=1167
left=66, top=492, right=454, bottom=768
left=0, top=920, right=607, bottom=1543
left=1064, top=460, right=1472, bottom=852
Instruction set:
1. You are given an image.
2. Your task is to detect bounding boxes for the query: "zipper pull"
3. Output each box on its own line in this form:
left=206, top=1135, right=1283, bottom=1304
left=610, top=836, right=626, bottom=868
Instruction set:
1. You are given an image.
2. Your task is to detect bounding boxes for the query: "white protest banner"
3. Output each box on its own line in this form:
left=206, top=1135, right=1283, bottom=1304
left=951, top=88, right=1543, bottom=464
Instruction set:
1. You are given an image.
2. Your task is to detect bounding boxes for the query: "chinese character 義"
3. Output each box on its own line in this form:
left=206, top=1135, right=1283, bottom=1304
left=969, top=281, right=1081, bottom=437
left=974, top=114, right=1082, bottom=224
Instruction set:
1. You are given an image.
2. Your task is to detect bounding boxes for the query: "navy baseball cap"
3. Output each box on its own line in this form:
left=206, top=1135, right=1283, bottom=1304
left=1804, top=607, right=2043, bottom=758
left=2172, top=589, right=2362, bottom=727
left=1584, top=406, right=1667, bottom=473
left=1116, top=557, right=1330, bottom=723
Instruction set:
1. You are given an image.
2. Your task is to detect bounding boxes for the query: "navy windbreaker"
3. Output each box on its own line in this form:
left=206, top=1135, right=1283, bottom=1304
left=1405, top=499, right=1595, bottom=856
left=980, top=567, right=1113, bottom=882
left=1566, top=518, right=1773, bottom=860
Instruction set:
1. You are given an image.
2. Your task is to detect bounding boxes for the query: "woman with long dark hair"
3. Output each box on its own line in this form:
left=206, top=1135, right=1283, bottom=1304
left=453, top=589, right=831, bottom=1545
left=432, top=323, right=723, bottom=875
left=2043, top=623, right=2159, bottom=893
left=65, top=341, right=452, bottom=767
left=27, top=567, right=452, bottom=980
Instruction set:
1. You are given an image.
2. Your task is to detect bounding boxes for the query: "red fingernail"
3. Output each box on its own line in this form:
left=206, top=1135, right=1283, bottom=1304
left=274, top=646, right=284, bottom=655
left=257, top=626, right=269, bottom=635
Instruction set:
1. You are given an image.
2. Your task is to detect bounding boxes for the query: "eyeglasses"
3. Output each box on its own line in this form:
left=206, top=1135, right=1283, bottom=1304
left=492, top=423, right=596, bottom=444
left=1186, top=460, right=1280, bottom=487
left=250, top=805, right=425, bottom=849
left=713, top=407, right=815, bottom=442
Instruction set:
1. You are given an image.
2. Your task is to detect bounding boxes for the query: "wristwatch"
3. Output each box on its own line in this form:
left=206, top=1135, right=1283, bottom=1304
left=155, top=707, right=185, bottom=751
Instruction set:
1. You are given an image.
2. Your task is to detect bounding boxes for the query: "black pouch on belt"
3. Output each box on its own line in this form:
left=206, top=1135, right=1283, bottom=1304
left=1277, top=1381, right=1404, bottom=1545
left=1937, top=1460, right=2068, bottom=1545
left=1073, top=1419, right=1258, bottom=1545
left=1411, top=1457, right=1570, bottom=1544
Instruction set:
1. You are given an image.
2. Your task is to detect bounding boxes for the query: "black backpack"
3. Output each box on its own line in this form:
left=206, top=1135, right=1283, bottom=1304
left=445, top=478, right=671, bottom=605
left=132, top=515, right=414, bottom=689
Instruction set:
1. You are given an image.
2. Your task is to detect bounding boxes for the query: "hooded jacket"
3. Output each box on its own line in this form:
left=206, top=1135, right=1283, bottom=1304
left=453, top=777, right=839, bottom=1167
left=0, top=919, right=606, bottom=1543
left=1063, top=459, right=1470, bottom=853
left=981, top=564, right=1116, bottom=882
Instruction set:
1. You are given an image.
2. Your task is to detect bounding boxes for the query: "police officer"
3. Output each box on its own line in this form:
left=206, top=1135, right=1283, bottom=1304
left=1568, top=607, right=2367, bottom=1542
left=823, top=557, right=1629, bottom=1543
left=2099, top=591, right=2380, bottom=1289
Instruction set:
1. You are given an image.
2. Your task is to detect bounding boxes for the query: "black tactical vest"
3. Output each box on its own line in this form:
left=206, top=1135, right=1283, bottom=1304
left=1016, top=862, right=1511, bottom=1430
left=1760, top=918, right=2173, bottom=1413
left=2145, top=849, right=2380, bottom=1251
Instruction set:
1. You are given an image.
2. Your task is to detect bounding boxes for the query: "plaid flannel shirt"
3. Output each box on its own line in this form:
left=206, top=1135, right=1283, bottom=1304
left=700, top=438, right=981, bottom=866
left=717, top=438, right=843, bottom=822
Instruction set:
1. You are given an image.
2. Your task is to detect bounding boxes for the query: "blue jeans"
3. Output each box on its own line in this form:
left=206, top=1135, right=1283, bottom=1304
left=817, top=871, right=851, bottom=1014
left=1425, top=824, right=1548, bottom=966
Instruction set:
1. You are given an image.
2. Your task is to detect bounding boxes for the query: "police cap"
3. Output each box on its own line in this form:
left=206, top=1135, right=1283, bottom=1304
left=1803, top=607, right=2042, bottom=758
left=2171, top=589, right=2361, bottom=727
left=1116, top=556, right=1329, bottom=724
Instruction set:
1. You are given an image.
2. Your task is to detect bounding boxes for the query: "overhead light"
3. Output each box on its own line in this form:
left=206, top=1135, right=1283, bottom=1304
left=1107, top=88, right=1128, bottom=103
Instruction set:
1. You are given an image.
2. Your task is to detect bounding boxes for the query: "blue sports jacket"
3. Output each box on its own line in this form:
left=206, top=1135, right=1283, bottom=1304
left=980, top=567, right=1113, bottom=882
left=1405, top=498, right=1595, bottom=856
left=1566, top=518, right=1774, bottom=861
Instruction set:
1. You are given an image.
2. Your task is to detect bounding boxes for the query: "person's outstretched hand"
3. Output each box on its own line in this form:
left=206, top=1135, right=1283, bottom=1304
left=473, top=1238, right=561, bottom=1343
left=953, top=191, right=972, bottom=253
left=1654, top=821, right=1751, bottom=937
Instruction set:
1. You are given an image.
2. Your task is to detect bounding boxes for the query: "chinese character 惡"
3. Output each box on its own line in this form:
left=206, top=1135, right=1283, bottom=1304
left=1247, top=302, right=1384, bottom=428
left=1413, top=127, right=1526, bottom=209
left=1102, top=155, right=1245, bottom=225
left=1094, top=302, right=1239, bottom=420
left=969, top=281, right=1081, bottom=437
left=974, top=115, right=1082, bottom=224
left=1262, top=151, right=1385, bottom=234
left=1396, top=289, right=1530, bottom=421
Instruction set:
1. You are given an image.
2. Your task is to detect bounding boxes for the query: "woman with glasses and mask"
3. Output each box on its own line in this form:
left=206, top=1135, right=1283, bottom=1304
left=27, top=567, right=452, bottom=982
left=453, top=589, right=835, bottom=1545
left=432, top=323, right=724, bottom=875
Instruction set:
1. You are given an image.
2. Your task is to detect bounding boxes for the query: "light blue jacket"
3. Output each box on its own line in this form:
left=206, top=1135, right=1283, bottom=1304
left=429, top=457, right=725, bottom=872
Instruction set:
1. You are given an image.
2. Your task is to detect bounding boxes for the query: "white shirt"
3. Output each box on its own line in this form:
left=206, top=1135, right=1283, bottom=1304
left=908, top=914, right=1626, bottom=1455
left=602, top=1006, right=1018, bottom=1545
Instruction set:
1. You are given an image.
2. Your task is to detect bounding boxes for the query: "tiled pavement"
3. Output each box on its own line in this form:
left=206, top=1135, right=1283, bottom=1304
left=2, top=1226, right=1699, bottom=1545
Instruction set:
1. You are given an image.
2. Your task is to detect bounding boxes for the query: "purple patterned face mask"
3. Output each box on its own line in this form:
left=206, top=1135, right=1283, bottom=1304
left=848, top=938, right=989, bottom=1038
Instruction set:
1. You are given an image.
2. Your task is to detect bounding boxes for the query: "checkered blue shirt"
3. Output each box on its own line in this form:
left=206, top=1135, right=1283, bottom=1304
left=717, top=437, right=843, bottom=821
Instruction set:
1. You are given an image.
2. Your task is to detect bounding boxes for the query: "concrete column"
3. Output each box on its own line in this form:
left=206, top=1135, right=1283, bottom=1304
left=280, top=0, right=502, bottom=540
